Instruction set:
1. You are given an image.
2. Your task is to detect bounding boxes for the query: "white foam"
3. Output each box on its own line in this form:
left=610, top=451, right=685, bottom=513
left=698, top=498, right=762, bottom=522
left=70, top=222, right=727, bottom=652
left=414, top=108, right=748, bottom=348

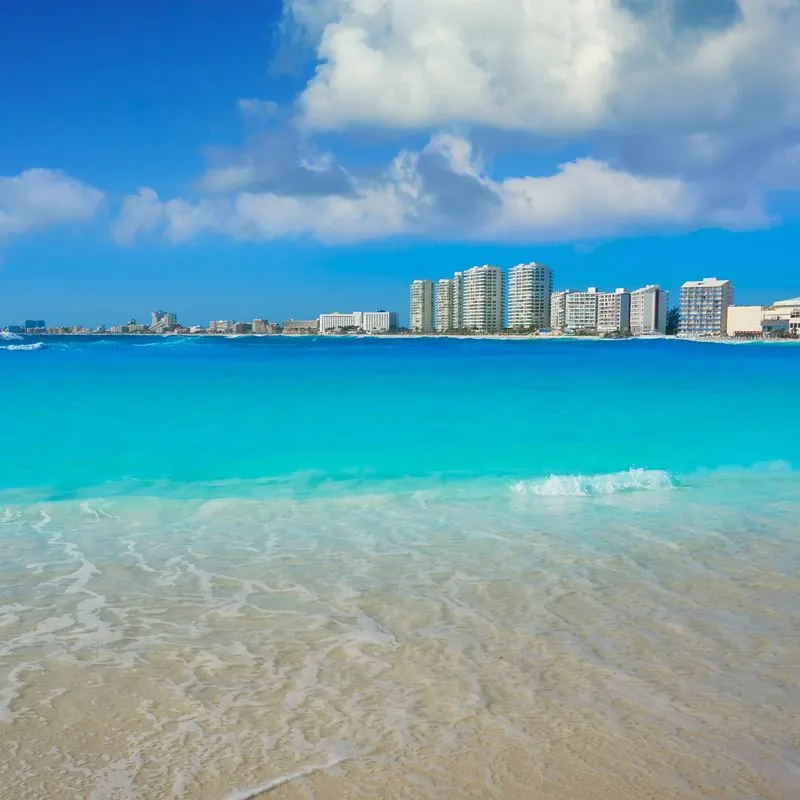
left=0, top=331, right=22, bottom=340
left=223, top=755, right=349, bottom=800
left=512, top=468, right=675, bottom=497
left=1, top=342, right=43, bottom=351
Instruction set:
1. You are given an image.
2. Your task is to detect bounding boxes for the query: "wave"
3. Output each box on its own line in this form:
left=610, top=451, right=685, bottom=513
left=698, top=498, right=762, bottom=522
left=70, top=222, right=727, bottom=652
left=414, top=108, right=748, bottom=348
left=511, top=468, right=676, bottom=497
left=1, top=342, right=43, bottom=352
left=0, top=331, right=23, bottom=341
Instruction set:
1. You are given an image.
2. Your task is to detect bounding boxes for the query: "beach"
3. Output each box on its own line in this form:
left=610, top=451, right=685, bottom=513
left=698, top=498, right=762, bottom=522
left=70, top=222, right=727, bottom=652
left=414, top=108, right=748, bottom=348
left=1, top=335, right=798, bottom=799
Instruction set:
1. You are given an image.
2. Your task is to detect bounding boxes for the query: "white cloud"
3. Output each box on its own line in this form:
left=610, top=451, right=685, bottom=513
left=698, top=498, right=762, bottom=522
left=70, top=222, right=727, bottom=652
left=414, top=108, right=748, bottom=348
left=0, top=169, right=104, bottom=239
left=113, top=134, right=768, bottom=246
left=111, top=187, right=168, bottom=244
left=289, top=0, right=800, bottom=139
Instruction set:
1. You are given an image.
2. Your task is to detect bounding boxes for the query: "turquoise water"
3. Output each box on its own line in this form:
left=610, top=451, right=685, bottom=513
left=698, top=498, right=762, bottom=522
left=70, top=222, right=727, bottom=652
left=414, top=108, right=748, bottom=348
left=3, top=334, right=799, bottom=497
left=1, top=334, right=799, bottom=799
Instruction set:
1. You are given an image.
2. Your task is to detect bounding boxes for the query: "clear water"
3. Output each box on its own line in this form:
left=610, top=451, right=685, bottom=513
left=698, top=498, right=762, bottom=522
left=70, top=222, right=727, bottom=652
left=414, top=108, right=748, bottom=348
left=1, top=335, right=799, bottom=799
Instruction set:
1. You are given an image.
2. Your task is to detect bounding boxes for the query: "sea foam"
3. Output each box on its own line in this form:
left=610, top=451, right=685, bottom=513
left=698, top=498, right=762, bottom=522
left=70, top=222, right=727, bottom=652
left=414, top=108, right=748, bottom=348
left=1, top=342, right=43, bottom=351
left=511, top=468, right=675, bottom=497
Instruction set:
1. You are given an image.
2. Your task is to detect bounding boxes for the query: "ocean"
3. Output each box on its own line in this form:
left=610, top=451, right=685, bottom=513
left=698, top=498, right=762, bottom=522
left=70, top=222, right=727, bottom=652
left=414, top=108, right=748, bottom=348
left=1, top=333, right=799, bottom=799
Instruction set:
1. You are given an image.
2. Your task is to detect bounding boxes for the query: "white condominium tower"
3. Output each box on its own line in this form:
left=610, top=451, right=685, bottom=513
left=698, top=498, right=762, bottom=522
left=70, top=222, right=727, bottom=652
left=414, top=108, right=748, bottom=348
left=507, top=263, right=553, bottom=330
left=452, top=271, right=464, bottom=330
left=409, top=280, right=434, bottom=332
left=463, top=265, right=505, bottom=333
left=565, top=288, right=599, bottom=331
left=597, top=289, right=631, bottom=333
left=436, top=278, right=455, bottom=332
left=679, top=277, right=734, bottom=337
left=550, top=290, right=569, bottom=330
left=630, top=285, right=668, bottom=335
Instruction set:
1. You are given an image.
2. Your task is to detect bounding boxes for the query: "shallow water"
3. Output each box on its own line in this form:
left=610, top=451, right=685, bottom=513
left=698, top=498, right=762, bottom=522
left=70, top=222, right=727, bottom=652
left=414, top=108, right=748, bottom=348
left=1, top=336, right=799, bottom=798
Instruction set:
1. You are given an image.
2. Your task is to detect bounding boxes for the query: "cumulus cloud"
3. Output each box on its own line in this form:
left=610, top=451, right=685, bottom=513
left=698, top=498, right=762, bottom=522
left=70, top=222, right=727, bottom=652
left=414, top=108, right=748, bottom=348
left=0, top=169, right=104, bottom=239
left=113, top=133, right=769, bottom=246
left=198, top=127, right=354, bottom=196
left=289, top=0, right=800, bottom=140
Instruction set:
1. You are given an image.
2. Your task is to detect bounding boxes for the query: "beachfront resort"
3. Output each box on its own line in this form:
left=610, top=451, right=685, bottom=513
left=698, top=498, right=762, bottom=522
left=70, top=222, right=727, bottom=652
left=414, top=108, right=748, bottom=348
left=4, top=268, right=800, bottom=340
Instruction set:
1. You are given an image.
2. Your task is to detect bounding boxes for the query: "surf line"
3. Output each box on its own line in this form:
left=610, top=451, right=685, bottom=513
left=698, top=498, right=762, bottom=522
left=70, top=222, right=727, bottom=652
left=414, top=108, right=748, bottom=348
left=223, top=756, right=349, bottom=799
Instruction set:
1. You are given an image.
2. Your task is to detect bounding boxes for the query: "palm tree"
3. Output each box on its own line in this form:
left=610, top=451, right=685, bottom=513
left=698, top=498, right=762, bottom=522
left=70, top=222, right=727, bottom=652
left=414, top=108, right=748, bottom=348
left=666, top=307, right=680, bottom=336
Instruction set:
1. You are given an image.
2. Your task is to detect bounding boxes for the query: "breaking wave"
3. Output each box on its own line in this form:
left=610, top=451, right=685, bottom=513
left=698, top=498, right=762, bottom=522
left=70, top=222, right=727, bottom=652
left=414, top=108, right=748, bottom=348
left=511, top=468, right=676, bottom=497
left=0, top=331, right=23, bottom=341
left=1, top=342, right=43, bottom=352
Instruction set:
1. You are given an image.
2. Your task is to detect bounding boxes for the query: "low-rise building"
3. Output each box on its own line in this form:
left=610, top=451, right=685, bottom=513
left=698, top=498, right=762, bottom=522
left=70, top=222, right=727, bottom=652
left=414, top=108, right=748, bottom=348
left=251, top=319, right=280, bottom=334
left=283, top=319, right=319, bottom=334
left=726, top=305, right=765, bottom=337
left=318, top=311, right=398, bottom=334
left=765, top=297, right=800, bottom=337
left=360, top=311, right=399, bottom=333
left=208, top=320, right=234, bottom=333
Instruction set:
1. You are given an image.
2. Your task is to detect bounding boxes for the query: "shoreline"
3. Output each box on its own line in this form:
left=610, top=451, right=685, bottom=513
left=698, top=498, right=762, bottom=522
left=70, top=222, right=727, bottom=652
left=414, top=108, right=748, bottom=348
left=8, top=331, right=799, bottom=344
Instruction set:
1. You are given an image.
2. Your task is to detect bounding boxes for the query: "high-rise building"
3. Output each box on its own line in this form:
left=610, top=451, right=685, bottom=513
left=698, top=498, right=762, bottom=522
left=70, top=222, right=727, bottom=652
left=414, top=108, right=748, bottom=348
left=565, top=288, right=599, bottom=331
left=409, top=280, right=434, bottom=332
left=507, top=263, right=553, bottom=330
left=436, top=279, right=455, bottom=332
left=151, top=310, right=167, bottom=328
left=462, top=266, right=504, bottom=333
left=597, top=289, right=631, bottom=333
left=452, top=271, right=465, bottom=330
left=679, top=278, right=734, bottom=337
left=630, top=285, right=668, bottom=335
left=550, top=291, right=570, bottom=330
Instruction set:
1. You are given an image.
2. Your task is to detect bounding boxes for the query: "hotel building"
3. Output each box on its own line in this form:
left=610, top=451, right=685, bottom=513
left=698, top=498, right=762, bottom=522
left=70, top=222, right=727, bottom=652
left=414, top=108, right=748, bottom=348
left=679, top=278, right=734, bottom=337
left=409, top=280, right=434, bottom=333
left=462, top=266, right=505, bottom=333
left=550, top=291, right=569, bottom=330
left=597, top=289, right=631, bottom=333
left=436, top=278, right=455, bottom=332
left=452, top=271, right=465, bottom=330
left=507, top=263, right=553, bottom=330
left=630, top=285, right=668, bottom=335
left=727, top=297, right=800, bottom=338
left=565, top=288, right=599, bottom=331
left=319, top=311, right=399, bottom=334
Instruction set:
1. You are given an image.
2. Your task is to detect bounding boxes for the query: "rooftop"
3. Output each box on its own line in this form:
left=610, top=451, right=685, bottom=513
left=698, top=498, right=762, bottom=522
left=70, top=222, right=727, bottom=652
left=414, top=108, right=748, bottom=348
left=682, top=277, right=731, bottom=288
left=772, top=297, right=800, bottom=307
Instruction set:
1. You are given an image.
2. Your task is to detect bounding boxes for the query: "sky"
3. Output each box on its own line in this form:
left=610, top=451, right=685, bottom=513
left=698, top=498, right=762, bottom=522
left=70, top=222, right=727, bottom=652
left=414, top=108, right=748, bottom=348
left=2, top=0, right=800, bottom=327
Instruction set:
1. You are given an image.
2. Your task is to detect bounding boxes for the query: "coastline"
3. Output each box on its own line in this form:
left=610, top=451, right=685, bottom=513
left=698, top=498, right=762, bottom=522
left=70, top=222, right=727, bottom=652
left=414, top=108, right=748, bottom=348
left=14, top=331, right=800, bottom=344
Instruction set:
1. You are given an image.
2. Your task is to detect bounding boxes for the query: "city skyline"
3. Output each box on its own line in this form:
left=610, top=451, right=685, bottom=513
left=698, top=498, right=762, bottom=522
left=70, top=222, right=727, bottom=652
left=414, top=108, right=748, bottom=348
left=4, top=2, right=800, bottom=326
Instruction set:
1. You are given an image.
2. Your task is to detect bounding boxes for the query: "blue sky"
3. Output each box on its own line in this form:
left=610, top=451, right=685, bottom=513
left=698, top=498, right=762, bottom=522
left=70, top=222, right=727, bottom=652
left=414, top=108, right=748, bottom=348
left=2, top=0, right=799, bottom=327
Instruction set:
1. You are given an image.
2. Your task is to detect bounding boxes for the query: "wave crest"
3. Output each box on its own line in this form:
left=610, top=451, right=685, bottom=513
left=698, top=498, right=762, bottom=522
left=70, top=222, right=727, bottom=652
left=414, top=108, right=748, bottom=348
left=1, top=342, right=43, bottom=352
left=0, top=331, right=23, bottom=341
left=511, top=468, right=675, bottom=497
